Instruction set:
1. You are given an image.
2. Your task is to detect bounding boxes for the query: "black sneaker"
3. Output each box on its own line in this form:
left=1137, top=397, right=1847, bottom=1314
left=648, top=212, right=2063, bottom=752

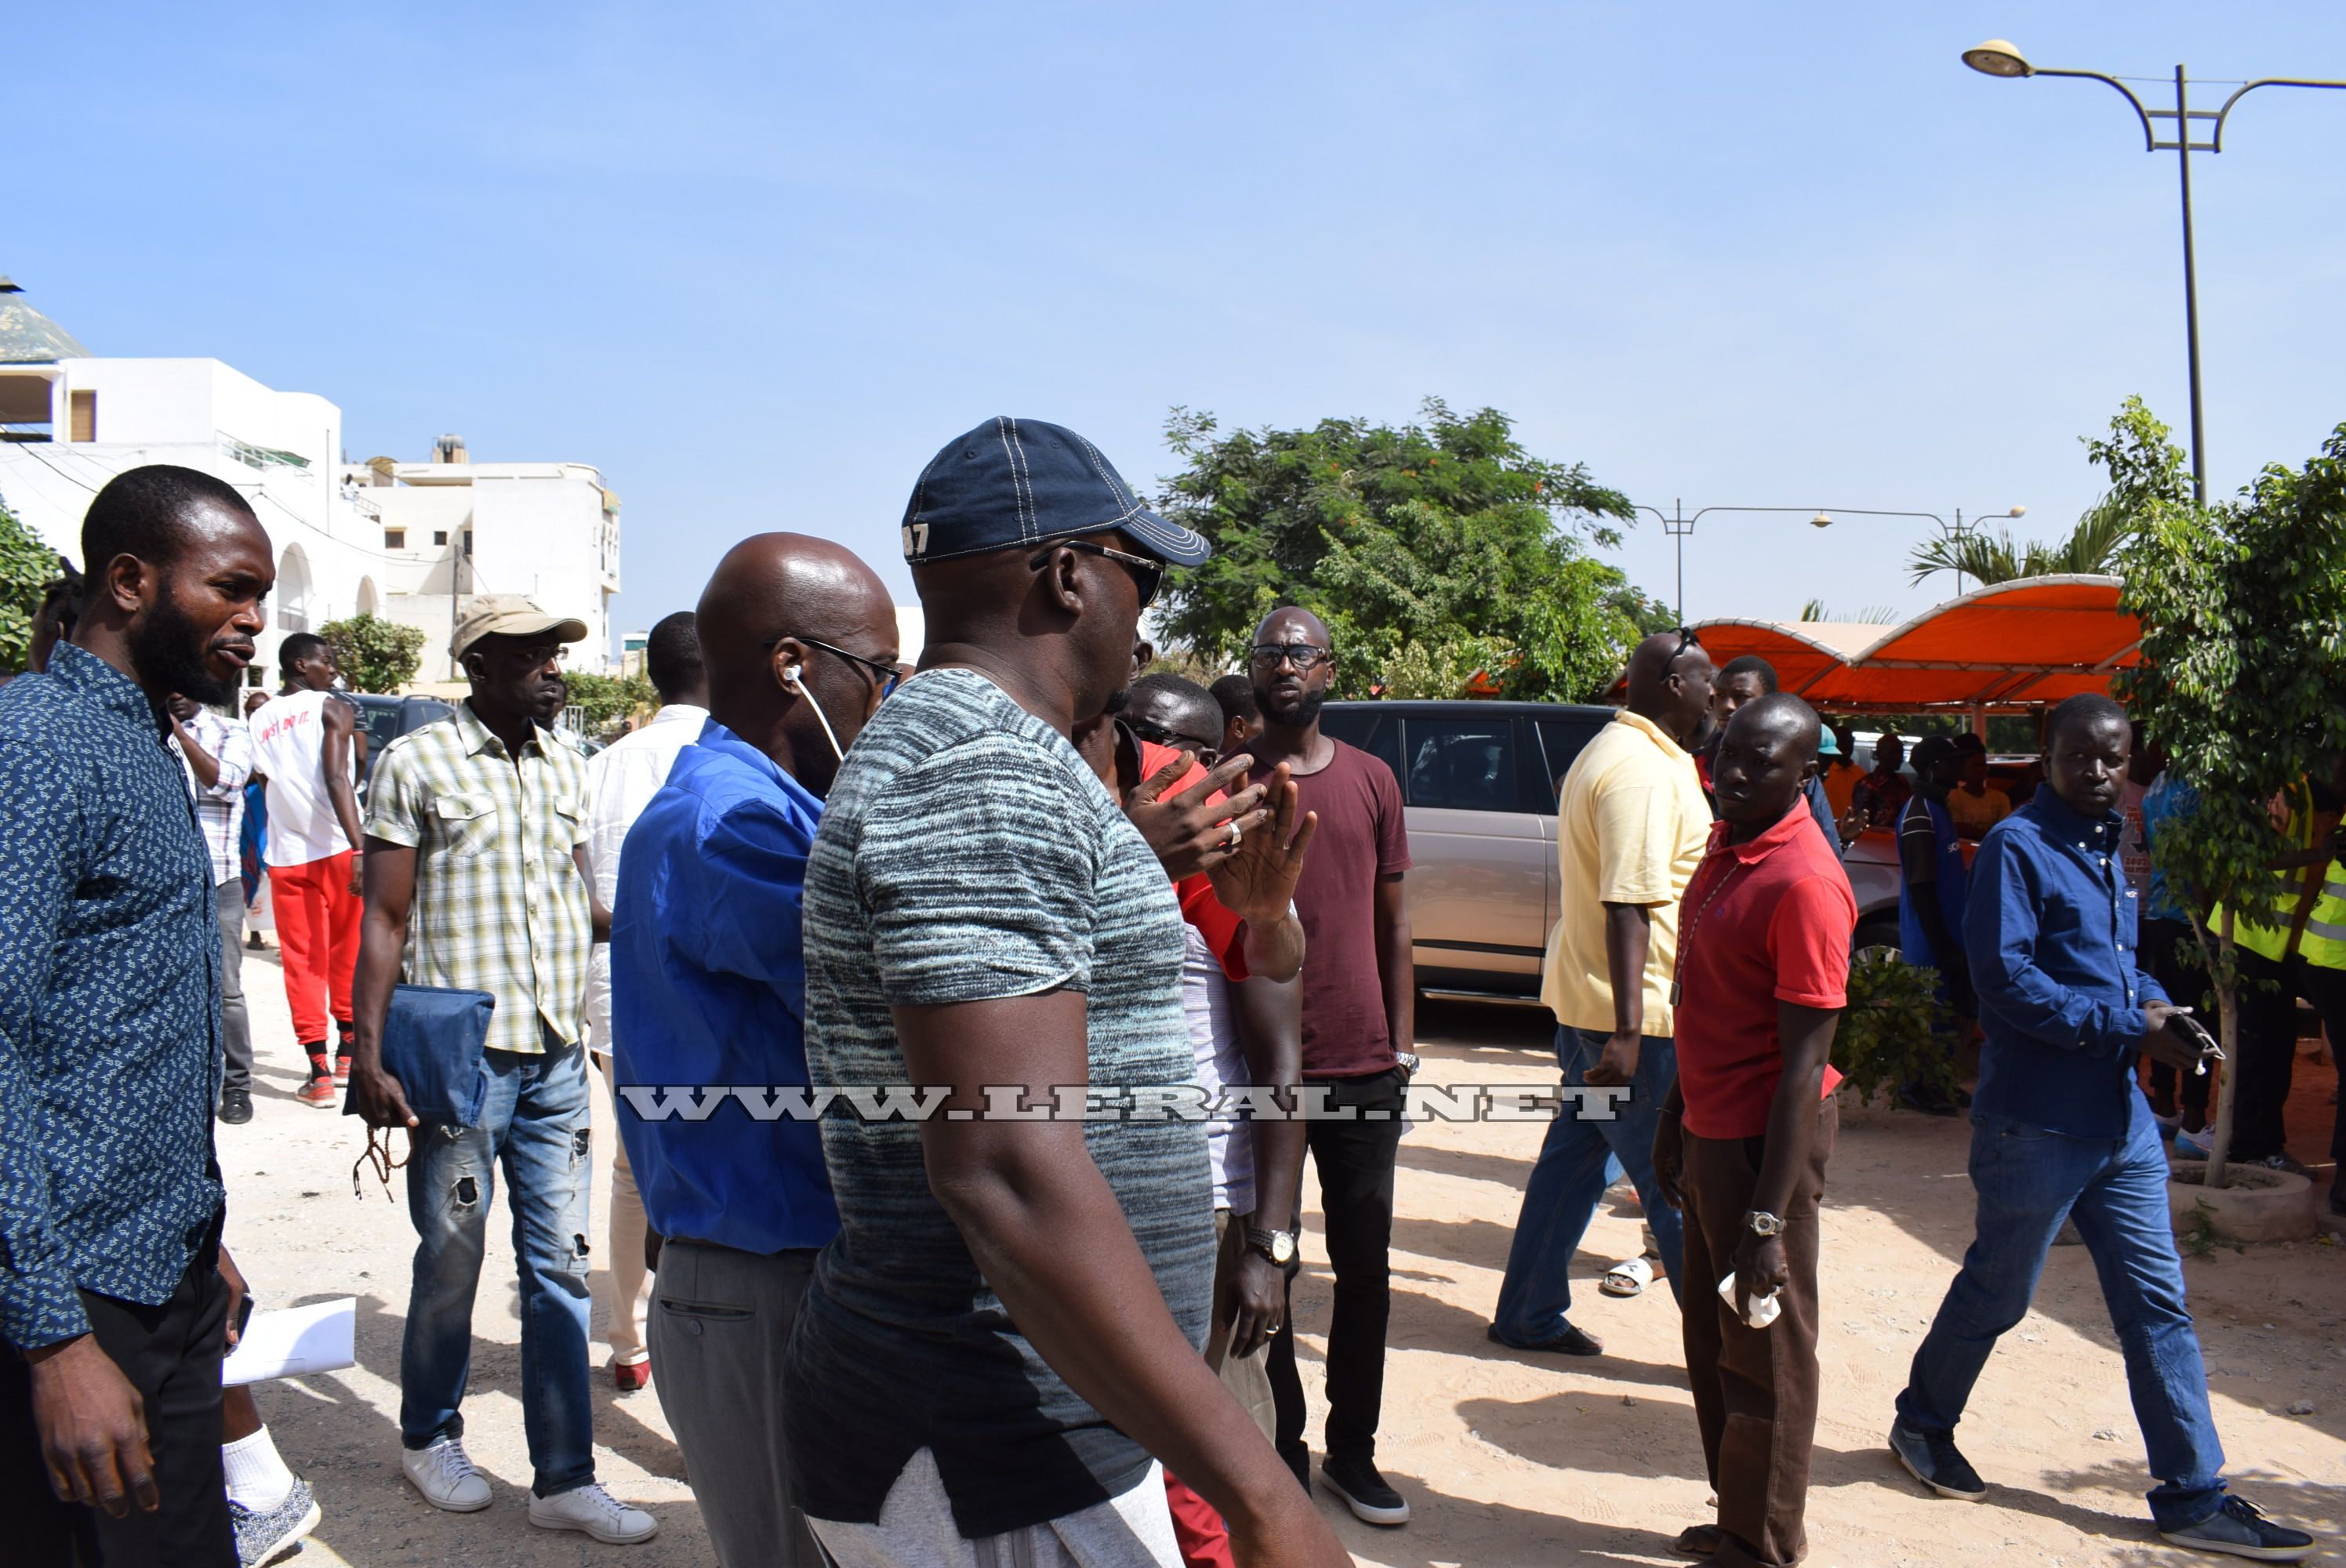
left=218, top=1087, right=253, bottom=1126
left=2159, top=1496, right=2315, bottom=1561
left=1889, top=1418, right=1986, bottom=1501
left=1319, top=1455, right=1409, bottom=1526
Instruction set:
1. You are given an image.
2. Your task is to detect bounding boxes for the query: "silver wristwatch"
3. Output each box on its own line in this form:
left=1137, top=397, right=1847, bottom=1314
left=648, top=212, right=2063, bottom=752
left=1744, top=1210, right=1785, bottom=1238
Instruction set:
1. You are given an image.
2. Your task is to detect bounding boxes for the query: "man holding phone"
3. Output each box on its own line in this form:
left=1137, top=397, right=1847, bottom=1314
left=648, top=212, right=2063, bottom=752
left=1887, top=695, right=2314, bottom=1563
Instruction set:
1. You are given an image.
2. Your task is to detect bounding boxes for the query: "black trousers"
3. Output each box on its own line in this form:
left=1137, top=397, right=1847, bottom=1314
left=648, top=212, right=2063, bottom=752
left=1, top=1258, right=233, bottom=1568
left=2234, top=949, right=2312, bottom=1162
left=1266, top=1067, right=1406, bottom=1466
left=2141, top=917, right=2210, bottom=1118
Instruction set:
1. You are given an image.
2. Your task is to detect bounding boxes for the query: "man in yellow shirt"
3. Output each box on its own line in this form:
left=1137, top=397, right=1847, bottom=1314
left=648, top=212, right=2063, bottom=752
left=1944, top=734, right=2010, bottom=840
left=1489, top=630, right=1716, bottom=1355
left=1820, top=723, right=1863, bottom=825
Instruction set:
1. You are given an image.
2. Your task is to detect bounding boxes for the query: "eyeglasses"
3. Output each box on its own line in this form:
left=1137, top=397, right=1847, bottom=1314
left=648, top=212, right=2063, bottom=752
left=1124, top=715, right=1220, bottom=764
left=1030, top=539, right=1164, bottom=609
left=1248, top=643, right=1331, bottom=671
left=1669, top=626, right=1703, bottom=662
left=761, top=634, right=902, bottom=700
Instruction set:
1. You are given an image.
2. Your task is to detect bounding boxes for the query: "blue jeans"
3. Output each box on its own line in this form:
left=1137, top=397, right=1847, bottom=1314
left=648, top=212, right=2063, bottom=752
left=401, top=1040, right=597, bottom=1497
left=1897, top=1094, right=2226, bottom=1530
left=1491, top=1026, right=1685, bottom=1343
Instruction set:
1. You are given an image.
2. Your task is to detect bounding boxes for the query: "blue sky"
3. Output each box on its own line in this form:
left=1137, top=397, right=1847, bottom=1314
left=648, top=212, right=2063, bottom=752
left=14, top=3, right=2346, bottom=646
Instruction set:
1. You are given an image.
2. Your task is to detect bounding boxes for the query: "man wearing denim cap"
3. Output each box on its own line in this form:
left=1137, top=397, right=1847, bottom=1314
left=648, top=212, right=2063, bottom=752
left=786, top=417, right=1345, bottom=1568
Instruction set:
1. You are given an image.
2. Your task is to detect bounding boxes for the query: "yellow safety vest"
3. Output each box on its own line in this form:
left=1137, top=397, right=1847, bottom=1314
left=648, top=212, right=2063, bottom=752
left=2232, top=785, right=2346, bottom=969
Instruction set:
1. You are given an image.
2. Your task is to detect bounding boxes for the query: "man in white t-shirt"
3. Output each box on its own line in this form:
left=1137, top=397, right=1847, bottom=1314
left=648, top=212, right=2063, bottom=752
left=247, top=632, right=365, bottom=1105
left=580, top=611, right=706, bottom=1392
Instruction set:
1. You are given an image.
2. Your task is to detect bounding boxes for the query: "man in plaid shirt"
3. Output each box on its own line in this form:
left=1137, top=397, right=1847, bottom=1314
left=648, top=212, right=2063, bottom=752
left=168, top=692, right=257, bottom=1124
left=347, top=596, right=655, bottom=1546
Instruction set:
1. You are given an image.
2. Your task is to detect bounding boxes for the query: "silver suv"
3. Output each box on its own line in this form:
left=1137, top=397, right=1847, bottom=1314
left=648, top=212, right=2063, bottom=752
left=1316, top=700, right=1903, bottom=1004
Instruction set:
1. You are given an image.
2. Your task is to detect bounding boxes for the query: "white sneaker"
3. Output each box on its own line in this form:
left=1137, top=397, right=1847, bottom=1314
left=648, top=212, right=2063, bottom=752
left=401, top=1436, right=492, bottom=1513
left=529, top=1482, right=659, bottom=1544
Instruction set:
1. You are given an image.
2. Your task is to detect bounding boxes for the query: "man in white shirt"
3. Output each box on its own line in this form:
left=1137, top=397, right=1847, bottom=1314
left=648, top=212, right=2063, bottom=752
left=581, top=612, right=707, bottom=1391
left=247, top=633, right=365, bottom=1105
left=169, top=693, right=257, bottom=1123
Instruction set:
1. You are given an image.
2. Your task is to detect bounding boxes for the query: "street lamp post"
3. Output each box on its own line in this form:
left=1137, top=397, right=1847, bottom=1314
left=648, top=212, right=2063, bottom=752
left=1636, top=502, right=2023, bottom=621
left=1962, top=40, right=2346, bottom=506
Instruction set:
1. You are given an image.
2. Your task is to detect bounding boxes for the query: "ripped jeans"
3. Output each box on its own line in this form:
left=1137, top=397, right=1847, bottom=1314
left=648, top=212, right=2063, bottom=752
left=400, top=1035, right=597, bottom=1496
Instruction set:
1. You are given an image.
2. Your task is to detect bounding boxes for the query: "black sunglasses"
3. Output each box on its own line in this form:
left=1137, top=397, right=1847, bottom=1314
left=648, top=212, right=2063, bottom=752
left=1030, top=539, right=1164, bottom=609
left=760, top=634, right=902, bottom=700
left=1124, top=715, right=1220, bottom=764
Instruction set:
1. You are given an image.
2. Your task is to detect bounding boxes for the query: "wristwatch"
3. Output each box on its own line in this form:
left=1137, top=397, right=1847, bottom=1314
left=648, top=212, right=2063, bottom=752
left=1246, top=1226, right=1298, bottom=1266
left=1744, top=1210, right=1785, bottom=1238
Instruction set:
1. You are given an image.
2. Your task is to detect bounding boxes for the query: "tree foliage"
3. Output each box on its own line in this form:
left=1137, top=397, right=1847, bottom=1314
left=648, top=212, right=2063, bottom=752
left=1906, top=491, right=2135, bottom=588
left=1153, top=400, right=1661, bottom=700
left=2109, top=394, right=2346, bottom=1184
left=560, top=670, right=656, bottom=738
left=0, top=491, right=64, bottom=674
left=1832, top=949, right=1961, bottom=1106
left=320, top=612, right=427, bottom=694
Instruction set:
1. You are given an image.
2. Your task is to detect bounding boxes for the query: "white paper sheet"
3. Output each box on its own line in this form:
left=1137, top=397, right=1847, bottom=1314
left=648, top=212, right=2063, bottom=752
left=222, top=1298, right=357, bottom=1386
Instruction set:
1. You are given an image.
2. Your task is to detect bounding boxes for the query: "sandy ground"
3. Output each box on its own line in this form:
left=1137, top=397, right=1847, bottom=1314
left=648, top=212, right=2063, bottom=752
left=220, top=942, right=2346, bottom=1567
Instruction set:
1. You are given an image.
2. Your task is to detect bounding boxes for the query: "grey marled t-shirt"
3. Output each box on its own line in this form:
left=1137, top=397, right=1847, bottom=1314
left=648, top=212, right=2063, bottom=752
left=783, top=667, right=1213, bottom=1537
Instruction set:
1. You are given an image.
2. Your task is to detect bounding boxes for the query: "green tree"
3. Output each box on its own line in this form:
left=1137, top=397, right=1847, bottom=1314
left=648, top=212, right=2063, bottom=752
left=2108, top=395, right=2346, bottom=1186
left=1154, top=400, right=1658, bottom=700
left=560, top=670, right=655, bottom=738
left=321, top=612, right=427, bottom=693
left=0, top=491, right=64, bottom=673
left=1906, top=492, right=2135, bottom=589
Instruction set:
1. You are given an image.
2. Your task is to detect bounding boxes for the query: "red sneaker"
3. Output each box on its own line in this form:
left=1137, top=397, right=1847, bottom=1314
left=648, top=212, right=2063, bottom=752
left=332, top=1054, right=351, bottom=1083
left=296, top=1074, right=339, bottom=1109
left=612, top=1361, right=652, bottom=1392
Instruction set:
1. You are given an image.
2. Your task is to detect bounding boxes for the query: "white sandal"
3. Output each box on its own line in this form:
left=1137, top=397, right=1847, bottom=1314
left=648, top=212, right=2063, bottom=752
left=1600, top=1257, right=1654, bottom=1298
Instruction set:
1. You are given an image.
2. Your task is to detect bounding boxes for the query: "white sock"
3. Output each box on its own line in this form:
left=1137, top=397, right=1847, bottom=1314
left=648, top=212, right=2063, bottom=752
left=223, top=1425, right=296, bottom=1512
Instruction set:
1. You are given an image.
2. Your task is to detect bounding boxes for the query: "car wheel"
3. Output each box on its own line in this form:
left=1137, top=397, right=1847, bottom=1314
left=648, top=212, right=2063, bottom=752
left=1853, top=916, right=1901, bottom=960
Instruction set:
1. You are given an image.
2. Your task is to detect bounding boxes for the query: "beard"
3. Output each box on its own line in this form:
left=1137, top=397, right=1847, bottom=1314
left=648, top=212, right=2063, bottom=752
left=1103, top=685, right=1131, bottom=716
left=130, top=583, right=243, bottom=707
left=1260, top=683, right=1325, bottom=728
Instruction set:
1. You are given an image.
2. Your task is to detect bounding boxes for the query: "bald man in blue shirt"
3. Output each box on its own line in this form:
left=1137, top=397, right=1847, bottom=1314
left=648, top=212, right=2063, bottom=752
left=608, top=533, right=899, bottom=1568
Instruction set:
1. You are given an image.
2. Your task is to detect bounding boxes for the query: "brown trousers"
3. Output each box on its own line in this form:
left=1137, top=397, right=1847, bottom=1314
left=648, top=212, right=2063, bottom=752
left=1680, top=1094, right=1838, bottom=1568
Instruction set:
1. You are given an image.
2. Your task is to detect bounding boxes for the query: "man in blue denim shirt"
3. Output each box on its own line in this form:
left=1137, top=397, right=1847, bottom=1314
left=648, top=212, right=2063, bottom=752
left=1888, top=694, right=2314, bottom=1563
left=0, top=466, right=273, bottom=1568
left=608, top=532, right=893, bottom=1567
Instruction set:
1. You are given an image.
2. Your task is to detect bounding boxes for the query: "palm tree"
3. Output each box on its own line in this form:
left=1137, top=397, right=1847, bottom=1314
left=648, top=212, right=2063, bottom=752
left=1797, top=599, right=1897, bottom=624
left=1906, top=492, right=2134, bottom=588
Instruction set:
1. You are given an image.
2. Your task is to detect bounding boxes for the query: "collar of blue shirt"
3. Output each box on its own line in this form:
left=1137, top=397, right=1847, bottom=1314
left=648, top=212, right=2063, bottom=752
left=49, top=641, right=160, bottom=728
left=2018, top=784, right=2123, bottom=852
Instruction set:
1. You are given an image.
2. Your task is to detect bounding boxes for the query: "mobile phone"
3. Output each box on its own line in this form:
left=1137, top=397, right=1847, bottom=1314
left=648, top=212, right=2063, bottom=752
left=2168, top=1011, right=2221, bottom=1061
left=234, top=1292, right=256, bottom=1342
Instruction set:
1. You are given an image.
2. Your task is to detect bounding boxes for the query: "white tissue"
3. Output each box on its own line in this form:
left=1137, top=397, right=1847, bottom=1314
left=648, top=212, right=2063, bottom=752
left=1717, top=1270, right=1781, bottom=1329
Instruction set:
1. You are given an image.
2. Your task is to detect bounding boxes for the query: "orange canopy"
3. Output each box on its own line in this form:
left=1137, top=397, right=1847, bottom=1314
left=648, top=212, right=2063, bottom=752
left=1690, top=575, right=2140, bottom=714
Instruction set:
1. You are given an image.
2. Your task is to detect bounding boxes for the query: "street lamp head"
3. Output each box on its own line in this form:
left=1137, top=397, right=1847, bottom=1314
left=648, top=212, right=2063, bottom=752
left=1962, top=39, right=2034, bottom=78
left=1810, top=512, right=1834, bottom=529
left=2005, top=505, right=2027, bottom=518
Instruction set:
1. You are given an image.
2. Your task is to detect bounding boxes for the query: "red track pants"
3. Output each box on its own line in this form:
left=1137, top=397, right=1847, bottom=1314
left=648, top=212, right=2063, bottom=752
left=1164, top=1470, right=1233, bottom=1568
left=268, top=852, right=360, bottom=1047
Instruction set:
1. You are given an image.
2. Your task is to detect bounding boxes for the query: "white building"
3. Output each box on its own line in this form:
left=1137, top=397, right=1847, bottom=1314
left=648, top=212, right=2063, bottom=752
left=0, top=276, right=620, bottom=686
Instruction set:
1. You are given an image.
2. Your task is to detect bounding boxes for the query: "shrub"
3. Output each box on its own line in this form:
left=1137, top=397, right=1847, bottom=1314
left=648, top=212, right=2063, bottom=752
left=1832, top=949, right=1960, bottom=1106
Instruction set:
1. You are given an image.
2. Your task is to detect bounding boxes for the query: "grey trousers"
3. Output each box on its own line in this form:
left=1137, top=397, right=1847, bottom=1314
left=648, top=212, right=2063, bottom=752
left=650, top=1239, right=821, bottom=1567
left=215, top=877, right=252, bottom=1093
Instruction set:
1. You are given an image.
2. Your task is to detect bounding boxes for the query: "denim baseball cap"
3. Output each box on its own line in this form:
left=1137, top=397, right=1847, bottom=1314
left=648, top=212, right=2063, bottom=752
left=902, top=416, right=1211, bottom=568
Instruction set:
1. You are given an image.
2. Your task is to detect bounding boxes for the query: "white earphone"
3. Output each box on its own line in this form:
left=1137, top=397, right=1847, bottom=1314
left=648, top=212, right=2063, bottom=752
left=783, top=659, right=846, bottom=762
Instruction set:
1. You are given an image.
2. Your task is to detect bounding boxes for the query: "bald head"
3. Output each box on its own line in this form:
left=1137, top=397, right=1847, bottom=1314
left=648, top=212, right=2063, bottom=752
left=1713, top=691, right=1821, bottom=830
left=1254, top=606, right=1329, bottom=648
left=1624, top=631, right=1716, bottom=746
left=699, top=534, right=893, bottom=673
left=696, top=533, right=897, bottom=792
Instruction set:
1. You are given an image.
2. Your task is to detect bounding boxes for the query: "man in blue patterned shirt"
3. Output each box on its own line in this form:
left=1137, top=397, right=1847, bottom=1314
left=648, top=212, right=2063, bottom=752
left=0, top=465, right=273, bottom=1568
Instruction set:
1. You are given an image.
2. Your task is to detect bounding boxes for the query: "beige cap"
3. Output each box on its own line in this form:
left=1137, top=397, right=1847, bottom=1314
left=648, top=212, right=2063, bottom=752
left=451, top=595, right=590, bottom=660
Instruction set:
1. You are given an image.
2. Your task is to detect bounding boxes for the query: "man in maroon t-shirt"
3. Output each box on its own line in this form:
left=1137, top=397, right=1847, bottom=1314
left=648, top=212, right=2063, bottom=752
left=1654, top=693, right=1854, bottom=1568
left=1242, top=607, right=1414, bottom=1528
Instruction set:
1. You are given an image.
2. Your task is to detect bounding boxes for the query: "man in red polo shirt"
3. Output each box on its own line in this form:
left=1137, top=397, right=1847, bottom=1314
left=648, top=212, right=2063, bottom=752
left=1654, top=692, right=1855, bottom=1568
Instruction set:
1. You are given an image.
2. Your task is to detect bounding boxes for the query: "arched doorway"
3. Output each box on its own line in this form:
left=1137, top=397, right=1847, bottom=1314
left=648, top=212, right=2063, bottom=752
left=356, top=575, right=380, bottom=618
left=277, top=545, right=313, bottom=633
